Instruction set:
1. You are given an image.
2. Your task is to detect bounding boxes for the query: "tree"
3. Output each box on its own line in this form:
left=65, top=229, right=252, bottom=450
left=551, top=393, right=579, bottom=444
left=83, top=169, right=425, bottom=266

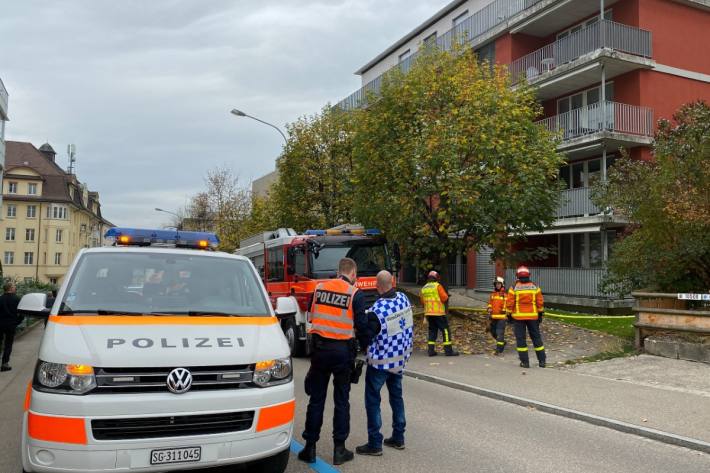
left=593, top=101, right=710, bottom=293
left=350, top=46, right=563, bottom=277
left=271, top=104, right=356, bottom=231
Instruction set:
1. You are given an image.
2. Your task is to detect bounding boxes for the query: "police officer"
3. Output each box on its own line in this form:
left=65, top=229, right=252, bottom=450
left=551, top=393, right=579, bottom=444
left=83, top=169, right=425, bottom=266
left=506, top=266, right=546, bottom=368
left=298, top=257, right=368, bottom=466
left=356, top=270, right=414, bottom=456
left=420, top=271, right=459, bottom=357
left=487, top=276, right=508, bottom=355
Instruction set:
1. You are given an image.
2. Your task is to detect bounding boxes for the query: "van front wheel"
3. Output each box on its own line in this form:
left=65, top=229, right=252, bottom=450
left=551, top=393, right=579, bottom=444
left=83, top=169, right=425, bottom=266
left=245, top=448, right=289, bottom=473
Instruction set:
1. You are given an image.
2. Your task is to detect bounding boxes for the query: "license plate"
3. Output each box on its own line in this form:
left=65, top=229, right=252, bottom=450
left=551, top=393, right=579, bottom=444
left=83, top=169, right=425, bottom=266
left=150, top=446, right=201, bottom=465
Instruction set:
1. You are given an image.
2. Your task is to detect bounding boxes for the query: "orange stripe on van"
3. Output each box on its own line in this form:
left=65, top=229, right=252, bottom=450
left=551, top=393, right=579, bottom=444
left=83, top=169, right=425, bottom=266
left=256, top=400, right=296, bottom=432
left=27, top=413, right=87, bottom=445
left=48, top=315, right=278, bottom=326
left=23, top=382, right=32, bottom=412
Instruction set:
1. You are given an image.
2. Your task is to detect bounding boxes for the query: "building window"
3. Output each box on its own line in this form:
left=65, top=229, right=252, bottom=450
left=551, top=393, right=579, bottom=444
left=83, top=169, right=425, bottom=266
left=559, top=156, right=615, bottom=190
left=26, top=228, right=35, bottom=241
left=556, top=9, right=612, bottom=41
left=28, top=183, right=38, bottom=195
left=5, top=228, right=15, bottom=241
left=49, top=277, right=58, bottom=285
left=8, top=182, right=17, bottom=194
left=266, top=247, right=284, bottom=282
left=7, top=204, right=16, bottom=218
left=557, top=82, right=614, bottom=114
left=398, top=49, right=411, bottom=63
left=3, top=252, right=14, bottom=265
left=452, top=10, right=469, bottom=28
left=47, top=205, right=68, bottom=220
left=423, top=32, right=437, bottom=48
left=24, top=252, right=34, bottom=265
left=54, top=252, right=62, bottom=265
left=559, top=233, right=606, bottom=268
left=56, top=229, right=64, bottom=242
left=27, top=205, right=37, bottom=218
left=475, top=42, right=496, bottom=67
left=24, top=277, right=34, bottom=284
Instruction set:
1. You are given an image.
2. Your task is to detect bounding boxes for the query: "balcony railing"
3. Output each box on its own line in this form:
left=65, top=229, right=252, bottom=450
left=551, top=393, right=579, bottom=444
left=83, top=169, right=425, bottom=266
left=557, top=187, right=601, bottom=218
left=511, top=20, right=652, bottom=84
left=504, top=267, right=612, bottom=298
left=537, top=101, right=654, bottom=141
left=0, top=77, right=7, bottom=116
left=337, top=0, right=544, bottom=111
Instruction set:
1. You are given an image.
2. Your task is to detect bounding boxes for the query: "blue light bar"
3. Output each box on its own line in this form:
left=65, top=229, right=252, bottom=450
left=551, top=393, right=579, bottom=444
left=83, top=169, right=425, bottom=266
left=304, top=230, right=327, bottom=236
left=304, top=228, right=382, bottom=236
left=365, top=229, right=381, bottom=235
left=105, top=228, right=219, bottom=249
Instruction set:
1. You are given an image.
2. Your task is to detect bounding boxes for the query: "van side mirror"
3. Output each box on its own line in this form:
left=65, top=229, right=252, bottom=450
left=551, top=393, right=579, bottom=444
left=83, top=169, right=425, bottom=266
left=18, top=293, right=50, bottom=317
left=275, top=297, right=298, bottom=317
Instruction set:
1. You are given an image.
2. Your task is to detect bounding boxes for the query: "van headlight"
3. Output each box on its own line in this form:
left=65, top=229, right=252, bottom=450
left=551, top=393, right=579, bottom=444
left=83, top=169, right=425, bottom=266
left=34, top=361, right=97, bottom=395
left=253, top=358, right=292, bottom=387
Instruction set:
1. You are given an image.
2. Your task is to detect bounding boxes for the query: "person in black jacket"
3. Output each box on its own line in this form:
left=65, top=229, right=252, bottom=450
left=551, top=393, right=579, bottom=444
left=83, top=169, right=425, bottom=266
left=0, top=282, right=22, bottom=372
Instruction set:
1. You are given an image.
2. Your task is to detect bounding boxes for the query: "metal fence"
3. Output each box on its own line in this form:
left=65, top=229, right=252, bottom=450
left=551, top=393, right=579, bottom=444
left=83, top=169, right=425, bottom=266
left=537, top=101, right=654, bottom=141
left=337, top=0, right=544, bottom=110
left=447, top=263, right=468, bottom=287
left=556, top=187, right=601, bottom=218
left=510, top=19, right=653, bottom=84
left=505, top=267, right=612, bottom=298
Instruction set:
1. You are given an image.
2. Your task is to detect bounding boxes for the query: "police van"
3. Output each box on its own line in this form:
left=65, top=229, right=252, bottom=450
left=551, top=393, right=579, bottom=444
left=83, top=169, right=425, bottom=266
left=18, top=228, right=294, bottom=473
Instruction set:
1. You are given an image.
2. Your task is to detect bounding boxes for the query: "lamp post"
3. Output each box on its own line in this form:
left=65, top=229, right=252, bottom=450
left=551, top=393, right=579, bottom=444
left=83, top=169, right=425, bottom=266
left=230, top=109, right=288, bottom=145
left=155, top=208, right=183, bottom=230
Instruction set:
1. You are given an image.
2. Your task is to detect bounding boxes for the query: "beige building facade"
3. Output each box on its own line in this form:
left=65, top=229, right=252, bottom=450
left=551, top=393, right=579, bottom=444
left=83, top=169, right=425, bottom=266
left=1, top=141, right=112, bottom=285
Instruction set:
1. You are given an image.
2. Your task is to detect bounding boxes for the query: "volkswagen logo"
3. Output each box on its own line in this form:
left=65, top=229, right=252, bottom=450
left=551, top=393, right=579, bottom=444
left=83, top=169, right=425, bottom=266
left=166, top=368, right=193, bottom=394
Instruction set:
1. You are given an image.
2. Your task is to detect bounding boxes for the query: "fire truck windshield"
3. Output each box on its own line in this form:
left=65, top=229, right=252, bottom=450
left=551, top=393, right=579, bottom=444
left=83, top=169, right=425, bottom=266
left=310, top=242, right=391, bottom=278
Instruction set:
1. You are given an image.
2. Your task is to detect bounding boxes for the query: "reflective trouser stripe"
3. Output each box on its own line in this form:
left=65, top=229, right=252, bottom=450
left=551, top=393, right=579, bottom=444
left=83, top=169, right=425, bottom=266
left=427, top=341, right=436, bottom=345
left=443, top=329, right=452, bottom=345
left=368, top=352, right=409, bottom=367
left=496, top=342, right=505, bottom=346
left=516, top=347, right=528, bottom=352
left=535, top=346, right=545, bottom=351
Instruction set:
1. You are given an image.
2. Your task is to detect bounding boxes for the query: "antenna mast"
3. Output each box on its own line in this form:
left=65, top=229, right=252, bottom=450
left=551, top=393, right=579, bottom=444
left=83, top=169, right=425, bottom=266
left=67, top=144, right=77, bottom=174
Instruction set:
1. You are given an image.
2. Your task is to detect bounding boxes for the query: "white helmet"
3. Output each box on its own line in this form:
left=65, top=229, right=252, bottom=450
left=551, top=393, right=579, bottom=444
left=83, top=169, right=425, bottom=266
left=495, top=276, right=505, bottom=285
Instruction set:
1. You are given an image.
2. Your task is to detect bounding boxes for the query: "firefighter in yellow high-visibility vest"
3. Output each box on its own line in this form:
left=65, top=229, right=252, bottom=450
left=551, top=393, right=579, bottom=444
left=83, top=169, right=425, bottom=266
left=420, top=271, right=459, bottom=357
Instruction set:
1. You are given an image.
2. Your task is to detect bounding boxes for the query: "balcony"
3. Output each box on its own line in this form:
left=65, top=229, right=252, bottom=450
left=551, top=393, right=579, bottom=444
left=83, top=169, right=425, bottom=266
left=338, top=0, right=546, bottom=110
left=537, top=101, right=654, bottom=154
left=0, top=77, right=7, bottom=120
left=504, top=267, right=611, bottom=298
left=557, top=187, right=600, bottom=219
left=511, top=20, right=653, bottom=99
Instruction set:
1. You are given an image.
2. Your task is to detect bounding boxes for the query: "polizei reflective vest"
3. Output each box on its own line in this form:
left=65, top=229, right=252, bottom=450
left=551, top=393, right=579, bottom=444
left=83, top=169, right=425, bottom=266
left=367, top=291, right=414, bottom=374
left=308, top=278, right=356, bottom=340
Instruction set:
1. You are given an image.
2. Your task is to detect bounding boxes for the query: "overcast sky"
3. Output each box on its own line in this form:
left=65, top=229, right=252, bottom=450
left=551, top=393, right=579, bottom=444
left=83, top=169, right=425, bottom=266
left=1, top=0, right=439, bottom=227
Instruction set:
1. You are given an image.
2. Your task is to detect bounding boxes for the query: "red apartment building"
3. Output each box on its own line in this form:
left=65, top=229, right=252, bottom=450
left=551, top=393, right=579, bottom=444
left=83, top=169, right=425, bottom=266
left=337, top=0, right=710, bottom=311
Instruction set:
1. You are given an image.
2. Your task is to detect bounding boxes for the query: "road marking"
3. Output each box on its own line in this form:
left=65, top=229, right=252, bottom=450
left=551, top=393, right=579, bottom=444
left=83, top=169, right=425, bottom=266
left=290, top=439, right=341, bottom=473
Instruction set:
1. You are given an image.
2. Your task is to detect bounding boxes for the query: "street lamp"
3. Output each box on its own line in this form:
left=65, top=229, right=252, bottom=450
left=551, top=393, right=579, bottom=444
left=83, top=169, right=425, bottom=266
left=230, top=108, right=288, bottom=145
left=155, top=208, right=182, bottom=230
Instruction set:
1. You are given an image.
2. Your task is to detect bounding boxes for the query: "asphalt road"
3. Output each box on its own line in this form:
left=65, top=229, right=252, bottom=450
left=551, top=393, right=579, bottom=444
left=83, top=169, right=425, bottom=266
left=2, top=327, right=708, bottom=473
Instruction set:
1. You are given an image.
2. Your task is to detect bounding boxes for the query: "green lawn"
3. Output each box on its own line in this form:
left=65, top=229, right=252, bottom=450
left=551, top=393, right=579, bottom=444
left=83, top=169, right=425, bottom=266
left=547, top=312, right=636, bottom=340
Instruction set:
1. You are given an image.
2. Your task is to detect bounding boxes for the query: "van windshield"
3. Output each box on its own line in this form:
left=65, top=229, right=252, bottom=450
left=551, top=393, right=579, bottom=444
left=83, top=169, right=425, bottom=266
left=59, top=252, right=271, bottom=316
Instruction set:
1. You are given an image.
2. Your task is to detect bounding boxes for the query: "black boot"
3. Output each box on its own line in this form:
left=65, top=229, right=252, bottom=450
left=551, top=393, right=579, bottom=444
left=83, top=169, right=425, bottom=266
left=333, top=444, right=354, bottom=465
left=444, top=345, right=459, bottom=357
left=537, top=349, right=547, bottom=368
left=519, top=361, right=530, bottom=368
left=356, top=443, right=383, bottom=456
left=428, top=345, right=438, bottom=357
left=0, top=364, right=11, bottom=372
left=297, top=442, right=316, bottom=463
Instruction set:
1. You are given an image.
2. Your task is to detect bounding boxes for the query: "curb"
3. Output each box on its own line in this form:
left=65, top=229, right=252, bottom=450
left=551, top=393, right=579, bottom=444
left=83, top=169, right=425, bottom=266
left=405, top=369, right=710, bottom=455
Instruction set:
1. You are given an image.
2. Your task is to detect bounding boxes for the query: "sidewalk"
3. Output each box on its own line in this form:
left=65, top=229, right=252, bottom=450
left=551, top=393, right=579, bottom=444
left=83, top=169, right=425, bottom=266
left=405, top=351, right=710, bottom=446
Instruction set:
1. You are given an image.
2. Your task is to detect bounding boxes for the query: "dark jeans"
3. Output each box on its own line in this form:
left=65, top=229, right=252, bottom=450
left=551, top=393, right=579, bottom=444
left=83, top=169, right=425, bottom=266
left=491, top=319, right=507, bottom=352
left=302, top=340, right=353, bottom=444
left=1, top=327, right=16, bottom=365
left=364, top=365, right=405, bottom=448
left=426, top=316, right=453, bottom=346
left=513, top=319, right=546, bottom=364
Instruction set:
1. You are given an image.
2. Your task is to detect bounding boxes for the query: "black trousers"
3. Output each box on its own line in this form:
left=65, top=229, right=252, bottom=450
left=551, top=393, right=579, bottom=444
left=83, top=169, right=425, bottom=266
left=1, top=327, right=16, bottom=365
left=302, top=339, right=353, bottom=444
left=426, top=315, right=453, bottom=347
left=491, top=319, right=507, bottom=352
left=513, top=319, right=546, bottom=364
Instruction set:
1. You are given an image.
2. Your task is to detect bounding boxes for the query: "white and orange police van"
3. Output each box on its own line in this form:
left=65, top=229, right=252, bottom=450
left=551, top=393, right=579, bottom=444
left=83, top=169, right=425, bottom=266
left=18, top=228, right=294, bottom=473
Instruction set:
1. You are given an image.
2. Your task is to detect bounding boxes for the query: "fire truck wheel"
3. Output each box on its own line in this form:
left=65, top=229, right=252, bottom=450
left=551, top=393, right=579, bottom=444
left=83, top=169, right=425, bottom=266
left=282, top=317, right=297, bottom=355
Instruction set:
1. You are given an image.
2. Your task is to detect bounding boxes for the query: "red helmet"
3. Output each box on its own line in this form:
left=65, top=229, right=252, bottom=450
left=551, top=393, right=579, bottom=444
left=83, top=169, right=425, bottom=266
left=427, top=270, right=440, bottom=280
left=516, top=266, right=530, bottom=278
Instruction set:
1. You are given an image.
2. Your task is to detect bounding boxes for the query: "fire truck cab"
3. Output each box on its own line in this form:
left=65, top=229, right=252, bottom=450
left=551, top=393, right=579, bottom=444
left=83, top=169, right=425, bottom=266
left=235, top=225, right=396, bottom=356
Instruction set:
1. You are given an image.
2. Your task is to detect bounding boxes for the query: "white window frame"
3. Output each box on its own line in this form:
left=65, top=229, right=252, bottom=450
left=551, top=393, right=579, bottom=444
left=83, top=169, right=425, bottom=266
left=24, top=252, right=34, bottom=265
left=56, top=229, right=64, bottom=243
left=8, top=182, right=18, bottom=194
left=423, top=31, right=437, bottom=47
left=4, top=251, right=14, bottom=265
left=27, top=183, right=38, bottom=195
left=27, top=205, right=37, bottom=218
left=26, top=228, right=35, bottom=242
left=452, top=10, right=469, bottom=28
left=556, top=9, right=613, bottom=41
left=54, top=252, right=62, bottom=265
left=5, top=227, right=15, bottom=241
left=6, top=204, right=16, bottom=218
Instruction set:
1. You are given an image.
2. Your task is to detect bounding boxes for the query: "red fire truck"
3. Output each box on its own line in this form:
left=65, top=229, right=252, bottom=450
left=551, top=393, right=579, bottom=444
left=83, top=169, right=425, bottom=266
left=235, top=225, right=397, bottom=356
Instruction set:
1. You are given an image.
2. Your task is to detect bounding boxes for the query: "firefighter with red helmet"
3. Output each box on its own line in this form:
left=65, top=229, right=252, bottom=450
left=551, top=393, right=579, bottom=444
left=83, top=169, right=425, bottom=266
left=506, top=266, right=546, bottom=368
left=420, top=270, right=459, bottom=357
